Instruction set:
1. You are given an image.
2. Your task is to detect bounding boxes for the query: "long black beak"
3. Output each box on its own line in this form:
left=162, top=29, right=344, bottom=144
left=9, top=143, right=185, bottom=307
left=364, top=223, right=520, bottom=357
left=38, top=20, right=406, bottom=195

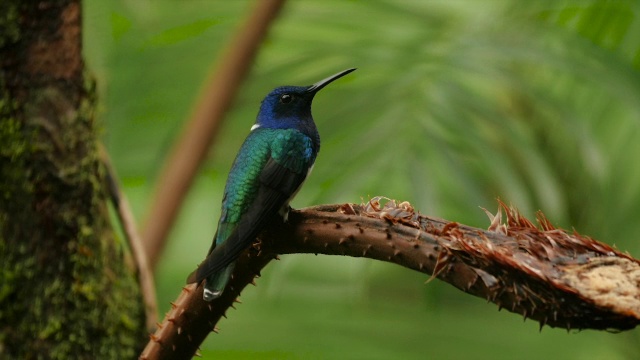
left=306, top=68, right=356, bottom=94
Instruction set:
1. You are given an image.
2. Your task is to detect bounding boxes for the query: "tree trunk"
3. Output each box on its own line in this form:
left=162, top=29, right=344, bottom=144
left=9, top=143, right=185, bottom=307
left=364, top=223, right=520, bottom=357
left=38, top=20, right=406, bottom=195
left=0, top=1, right=146, bottom=358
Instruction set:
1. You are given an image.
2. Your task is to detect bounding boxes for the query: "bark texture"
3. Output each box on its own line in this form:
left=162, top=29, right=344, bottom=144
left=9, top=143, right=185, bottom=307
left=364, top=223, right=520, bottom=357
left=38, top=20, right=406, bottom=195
left=0, top=1, right=146, bottom=358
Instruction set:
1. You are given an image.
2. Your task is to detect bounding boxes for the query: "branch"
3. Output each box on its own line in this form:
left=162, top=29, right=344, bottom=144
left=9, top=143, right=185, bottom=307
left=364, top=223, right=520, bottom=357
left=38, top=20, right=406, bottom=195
left=100, top=144, right=158, bottom=332
left=141, top=0, right=286, bottom=269
left=140, top=199, right=640, bottom=359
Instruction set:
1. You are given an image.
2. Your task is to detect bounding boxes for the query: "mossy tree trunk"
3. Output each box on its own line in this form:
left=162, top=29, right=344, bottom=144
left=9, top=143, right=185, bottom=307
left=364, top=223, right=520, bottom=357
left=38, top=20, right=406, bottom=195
left=0, top=1, right=147, bottom=358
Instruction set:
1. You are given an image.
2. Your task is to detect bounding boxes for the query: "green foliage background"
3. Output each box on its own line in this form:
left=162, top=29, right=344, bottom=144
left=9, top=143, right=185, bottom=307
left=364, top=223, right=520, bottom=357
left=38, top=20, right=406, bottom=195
left=85, top=0, right=640, bottom=358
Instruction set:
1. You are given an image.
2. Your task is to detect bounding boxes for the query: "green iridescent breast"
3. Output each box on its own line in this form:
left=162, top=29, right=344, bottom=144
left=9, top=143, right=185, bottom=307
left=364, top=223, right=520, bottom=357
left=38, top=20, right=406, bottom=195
left=215, top=128, right=315, bottom=244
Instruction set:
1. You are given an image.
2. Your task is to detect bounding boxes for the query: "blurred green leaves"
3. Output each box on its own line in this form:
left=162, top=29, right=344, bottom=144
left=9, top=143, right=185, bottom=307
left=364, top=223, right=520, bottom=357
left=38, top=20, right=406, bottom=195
left=143, top=19, right=221, bottom=48
left=84, top=0, right=640, bottom=358
left=254, top=0, right=640, bottom=243
left=110, top=12, right=131, bottom=42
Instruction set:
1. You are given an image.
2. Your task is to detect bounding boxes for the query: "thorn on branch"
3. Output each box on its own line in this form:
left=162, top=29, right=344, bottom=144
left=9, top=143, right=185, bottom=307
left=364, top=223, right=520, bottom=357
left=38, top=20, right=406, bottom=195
left=440, top=222, right=459, bottom=236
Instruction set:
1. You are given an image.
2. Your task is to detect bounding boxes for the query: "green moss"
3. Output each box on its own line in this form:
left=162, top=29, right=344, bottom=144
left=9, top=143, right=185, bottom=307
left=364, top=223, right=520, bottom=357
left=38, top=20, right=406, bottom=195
left=0, top=81, right=32, bottom=235
left=0, top=266, right=14, bottom=303
left=0, top=115, right=25, bottom=157
left=0, top=1, right=20, bottom=48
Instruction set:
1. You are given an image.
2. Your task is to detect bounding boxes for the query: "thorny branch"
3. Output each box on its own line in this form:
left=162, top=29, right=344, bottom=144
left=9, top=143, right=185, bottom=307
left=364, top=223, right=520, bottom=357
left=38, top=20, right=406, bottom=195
left=140, top=198, right=640, bottom=359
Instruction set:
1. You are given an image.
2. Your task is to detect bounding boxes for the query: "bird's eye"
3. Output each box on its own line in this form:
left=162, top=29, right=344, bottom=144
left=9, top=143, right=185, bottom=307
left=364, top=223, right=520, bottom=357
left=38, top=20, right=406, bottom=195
left=279, top=94, right=293, bottom=104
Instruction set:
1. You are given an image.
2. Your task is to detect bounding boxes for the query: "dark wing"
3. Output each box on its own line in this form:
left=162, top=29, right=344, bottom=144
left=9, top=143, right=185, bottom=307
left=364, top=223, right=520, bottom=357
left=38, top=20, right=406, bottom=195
left=186, top=157, right=308, bottom=284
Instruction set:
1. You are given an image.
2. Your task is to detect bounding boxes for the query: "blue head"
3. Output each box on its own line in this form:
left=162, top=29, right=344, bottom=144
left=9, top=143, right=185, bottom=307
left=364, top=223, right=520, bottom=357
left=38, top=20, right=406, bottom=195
left=255, top=68, right=356, bottom=144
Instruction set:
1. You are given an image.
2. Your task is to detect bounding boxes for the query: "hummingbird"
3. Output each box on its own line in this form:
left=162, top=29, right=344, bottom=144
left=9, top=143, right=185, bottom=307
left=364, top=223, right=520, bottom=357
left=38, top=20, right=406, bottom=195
left=187, top=68, right=356, bottom=301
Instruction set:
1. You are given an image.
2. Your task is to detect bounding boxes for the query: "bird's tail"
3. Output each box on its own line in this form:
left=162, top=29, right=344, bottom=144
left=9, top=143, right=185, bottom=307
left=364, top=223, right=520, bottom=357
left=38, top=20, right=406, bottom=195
left=202, top=262, right=235, bottom=301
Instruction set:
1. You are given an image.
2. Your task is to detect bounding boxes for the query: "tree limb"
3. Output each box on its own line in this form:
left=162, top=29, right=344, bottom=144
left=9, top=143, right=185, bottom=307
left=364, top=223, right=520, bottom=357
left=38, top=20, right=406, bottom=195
left=140, top=198, right=640, bottom=359
left=100, top=144, right=158, bottom=332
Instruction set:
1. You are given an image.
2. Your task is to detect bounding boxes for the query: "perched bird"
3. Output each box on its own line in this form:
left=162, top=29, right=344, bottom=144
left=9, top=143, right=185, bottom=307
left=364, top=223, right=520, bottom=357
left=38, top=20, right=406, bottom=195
left=187, top=68, right=356, bottom=301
